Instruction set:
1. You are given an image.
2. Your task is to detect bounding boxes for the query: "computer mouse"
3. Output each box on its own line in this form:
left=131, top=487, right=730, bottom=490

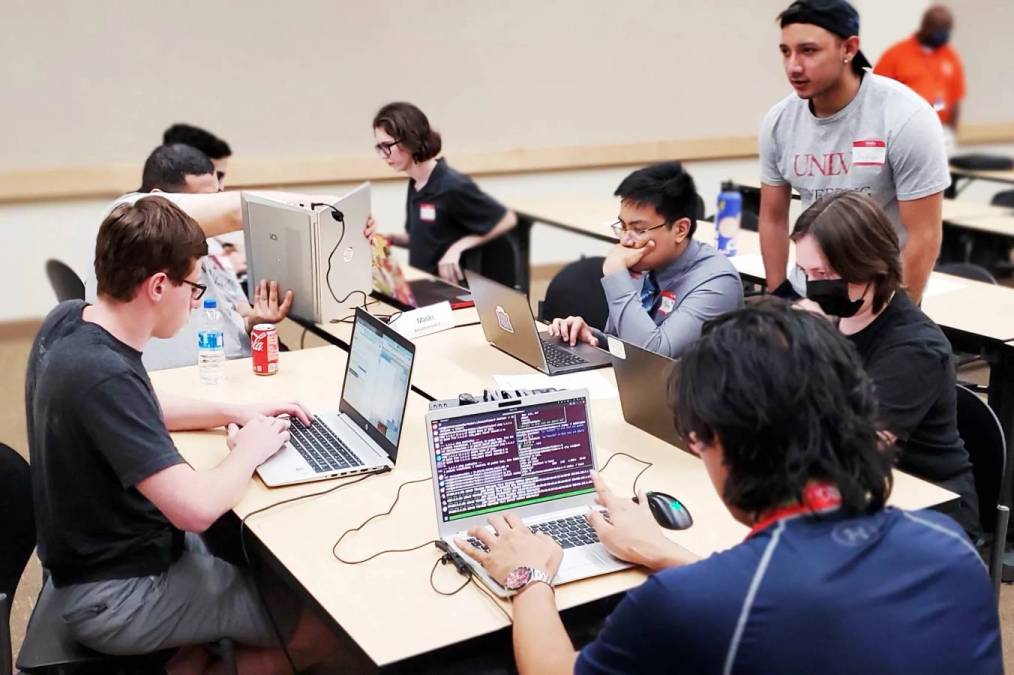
left=633, top=491, right=693, bottom=530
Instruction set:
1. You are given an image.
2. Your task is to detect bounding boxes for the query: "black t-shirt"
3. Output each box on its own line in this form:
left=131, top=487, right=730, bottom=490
left=405, top=158, right=508, bottom=274
left=847, top=292, right=973, bottom=481
left=26, top=301, right=185, bottom=586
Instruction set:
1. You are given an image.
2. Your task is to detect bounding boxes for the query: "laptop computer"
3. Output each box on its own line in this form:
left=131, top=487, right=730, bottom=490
left=465, top=270, right=611, bottom=375
left=426, top=389, right=631, bottom=597
left=256, top=308, right=416, bottom=487
left=605, top=337, right=684, bottom=447
left=242, top=183, right=373, bottom=323
left=372, top=237, right=474, bottom=310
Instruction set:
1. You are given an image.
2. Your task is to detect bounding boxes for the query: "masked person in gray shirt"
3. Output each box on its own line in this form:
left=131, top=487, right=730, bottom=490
left=759, top=0, right=950, bottom=304
left=549, top=162, right=743, bottom=358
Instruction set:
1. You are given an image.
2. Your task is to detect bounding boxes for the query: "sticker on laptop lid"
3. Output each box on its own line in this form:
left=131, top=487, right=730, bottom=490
left=495, top=305, right=514, bottom=334
left=606, top=336, right=626, bottom=359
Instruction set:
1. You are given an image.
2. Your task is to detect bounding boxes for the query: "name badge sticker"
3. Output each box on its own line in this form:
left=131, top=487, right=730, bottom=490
left=852, top=139, right=886, bottom=166
left=420, top=203, right=436, bottom=222
left=657, top=291, right=677, bottom=317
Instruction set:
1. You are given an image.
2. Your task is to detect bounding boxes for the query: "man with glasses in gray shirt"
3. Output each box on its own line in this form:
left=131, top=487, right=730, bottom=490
left=549, top=162, right=743, bottom=359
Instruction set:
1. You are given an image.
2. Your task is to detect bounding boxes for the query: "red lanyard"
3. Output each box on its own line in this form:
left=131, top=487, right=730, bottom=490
left=746, top=482, right=843, bottom=539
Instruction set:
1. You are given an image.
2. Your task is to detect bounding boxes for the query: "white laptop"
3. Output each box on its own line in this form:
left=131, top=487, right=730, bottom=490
left=426, top=389, right=631, bottom=597
left=242, top=183, right=373, bottom=323
left=257, top=309, right=416, bottom=487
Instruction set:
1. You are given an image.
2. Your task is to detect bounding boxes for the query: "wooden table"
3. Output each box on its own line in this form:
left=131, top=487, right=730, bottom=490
left=949, top=165, right=1014, bottom=197
left=152, top=333, right=957, bottom=668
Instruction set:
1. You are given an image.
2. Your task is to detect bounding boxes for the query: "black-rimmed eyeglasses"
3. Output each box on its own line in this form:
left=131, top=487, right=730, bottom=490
left=374, top=139, right=401, bottom=158
left=181, top=279, right=207, bottom=301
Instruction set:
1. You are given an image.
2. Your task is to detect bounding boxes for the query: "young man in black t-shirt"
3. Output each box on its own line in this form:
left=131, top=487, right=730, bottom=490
left=27, top=197, right=336, bottom=671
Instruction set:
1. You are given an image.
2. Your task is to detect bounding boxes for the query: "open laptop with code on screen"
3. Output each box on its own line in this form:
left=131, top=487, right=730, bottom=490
left=425, top=389, right=631, bottom=597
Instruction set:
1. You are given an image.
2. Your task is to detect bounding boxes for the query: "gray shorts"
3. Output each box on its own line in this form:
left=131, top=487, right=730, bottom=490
left=52, top=533, right=301, bottom=655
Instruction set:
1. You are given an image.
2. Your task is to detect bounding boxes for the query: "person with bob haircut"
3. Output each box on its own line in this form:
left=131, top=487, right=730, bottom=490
left=457, top=300, right=1001, bottom=674
left=792, top=190, right=981, bottom=538
left=548, top=161, right=743, bottom=358
left=368, top=101, right=517, bottom=283
left=27, top=196, right=338, bottom=672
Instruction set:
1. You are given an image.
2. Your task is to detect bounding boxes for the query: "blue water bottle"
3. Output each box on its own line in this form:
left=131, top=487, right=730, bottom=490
left=715, top=181, right=742, bottom=257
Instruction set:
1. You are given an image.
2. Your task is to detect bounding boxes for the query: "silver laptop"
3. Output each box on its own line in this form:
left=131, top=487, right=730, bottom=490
left=257, top=309, right=416, bottom=487
left=242, top=183, right=373, bottom=323
left=605, top=337, right=684, bottom=448
left=426, top=389, right=631, bottom=597
left=465, top=270, right=612, bottom=375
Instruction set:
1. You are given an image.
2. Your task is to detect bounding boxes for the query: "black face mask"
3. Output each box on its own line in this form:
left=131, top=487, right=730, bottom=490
left=919, top=30, right=950, bottom=49
left=806, top=278, right=864, bottom=318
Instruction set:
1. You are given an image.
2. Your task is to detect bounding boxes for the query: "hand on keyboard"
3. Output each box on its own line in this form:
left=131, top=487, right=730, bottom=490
left=455, top=513, right=563, bottom=587
left=547, top=316, right=599, bottom=347
left=228, top=415, right=292, bottom=465
left=585, top=471, right=697, bottom=571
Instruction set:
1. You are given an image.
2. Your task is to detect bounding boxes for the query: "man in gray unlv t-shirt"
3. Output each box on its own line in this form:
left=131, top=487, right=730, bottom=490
left=759, top=0, right=949, bottom=303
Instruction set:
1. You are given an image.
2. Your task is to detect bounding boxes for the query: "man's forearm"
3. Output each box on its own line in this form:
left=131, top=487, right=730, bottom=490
left=901, top=231, right=939, bottom=304
left=759, top=219, right=790, bottom=290
left=158, top=394, right=240, bottom=432
left=513, top=584, right=578, bottom=675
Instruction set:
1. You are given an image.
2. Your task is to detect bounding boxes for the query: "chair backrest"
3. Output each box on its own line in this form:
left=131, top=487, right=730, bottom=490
left=0, top=443, right=34, bottom=605
left=989, top=189, right=1014, bottom=209
left=461, top=230, right=526, bottom=292
left=44, top=259, right=85, bottom=302
left=954, top=385, right=1007, bottom=533
left=539, top=256, right=609, bottom=330
left=935, top=262, right=998, bottom=285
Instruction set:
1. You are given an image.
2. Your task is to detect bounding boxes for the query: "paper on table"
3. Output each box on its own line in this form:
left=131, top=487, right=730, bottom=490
left=923, top=275, right=967, bottom=299
left=492, top=371, right=619, bottom=400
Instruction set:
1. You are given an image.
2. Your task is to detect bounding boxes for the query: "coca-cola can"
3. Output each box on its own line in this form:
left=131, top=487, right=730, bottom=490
left=251, top=323, right=279, bottom=376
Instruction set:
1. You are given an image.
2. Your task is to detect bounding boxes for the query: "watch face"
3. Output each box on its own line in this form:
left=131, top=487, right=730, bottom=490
left=505, top=566, right=533, bottom=590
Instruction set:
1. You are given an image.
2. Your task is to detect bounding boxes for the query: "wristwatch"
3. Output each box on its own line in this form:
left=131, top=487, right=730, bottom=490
left=504, top=566, right=554, bottom=593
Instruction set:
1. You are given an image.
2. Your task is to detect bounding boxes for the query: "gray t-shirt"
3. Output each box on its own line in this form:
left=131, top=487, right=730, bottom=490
left=760, top=72, right=950, bottom=246
left=595, top=239, right=744, bottom=359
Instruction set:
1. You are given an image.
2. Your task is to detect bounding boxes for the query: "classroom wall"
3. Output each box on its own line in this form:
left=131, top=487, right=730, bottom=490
left=4, top=0, right=1013, bottom=322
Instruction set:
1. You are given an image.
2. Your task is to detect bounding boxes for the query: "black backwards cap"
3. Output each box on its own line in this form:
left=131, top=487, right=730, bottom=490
left=779, top=0, right=872, bottom=73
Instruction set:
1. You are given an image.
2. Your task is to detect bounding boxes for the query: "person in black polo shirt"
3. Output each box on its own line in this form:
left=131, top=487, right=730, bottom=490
left=456, top=301, right=1001, bottom=675
left=368, top=101, right=517, bottom=283
left=792, top=190, right=981, bottom=539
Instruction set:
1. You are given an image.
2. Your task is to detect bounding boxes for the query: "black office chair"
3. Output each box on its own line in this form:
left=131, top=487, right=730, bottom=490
left=6, top=442, right=237, bottom=674
left=44, top=259, right=85, bottom=302
left=461, top=229, right=528, bottom=293
left=0, top=443, right=34, bottom=675
left=538, top=256, right=609, bottom=331
left=954, top=385, right=1012, bottom=594
left=935, top=261, right=998, bottom=285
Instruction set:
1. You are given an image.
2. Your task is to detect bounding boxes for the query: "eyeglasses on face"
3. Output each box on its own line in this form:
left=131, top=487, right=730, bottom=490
left=374, top=139, right=401, bottom=158
left=181, top=279, right=207, bottom=301
left=609, top=220, right=668, bottom=240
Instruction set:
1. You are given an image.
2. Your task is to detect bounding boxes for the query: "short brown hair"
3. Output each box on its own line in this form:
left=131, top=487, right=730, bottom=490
left=790, top=192, right=902, bottom=313
left=373, top=102, right=442, bottom=162
left=95, top=196, right=208, bottom=302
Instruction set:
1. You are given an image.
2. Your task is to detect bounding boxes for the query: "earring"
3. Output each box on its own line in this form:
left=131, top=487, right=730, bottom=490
left=844, top=57, right=850, bottom=63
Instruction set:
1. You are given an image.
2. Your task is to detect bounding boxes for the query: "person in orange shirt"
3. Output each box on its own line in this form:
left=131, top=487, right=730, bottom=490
left=875, top=5, right=964, bottom=151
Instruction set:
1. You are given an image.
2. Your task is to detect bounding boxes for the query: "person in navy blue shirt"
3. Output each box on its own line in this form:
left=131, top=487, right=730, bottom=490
left=458, top=300, right=1002, bottom=675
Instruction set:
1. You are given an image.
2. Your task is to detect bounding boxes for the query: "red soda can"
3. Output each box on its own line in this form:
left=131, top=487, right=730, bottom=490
left=251, top=323, right=279, bottom=376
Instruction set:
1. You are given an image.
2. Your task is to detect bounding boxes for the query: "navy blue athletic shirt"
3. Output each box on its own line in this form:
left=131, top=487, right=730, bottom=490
left=575, top=507, right=1001, bottom=674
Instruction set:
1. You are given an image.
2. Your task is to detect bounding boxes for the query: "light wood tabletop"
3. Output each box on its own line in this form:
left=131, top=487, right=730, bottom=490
left=949, top=165, right=1014, bottom=186
left=151, top=342, right=954, bottom=665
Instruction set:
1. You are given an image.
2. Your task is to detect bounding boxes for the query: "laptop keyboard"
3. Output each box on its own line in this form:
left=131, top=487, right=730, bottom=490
left=466, top=513, right=603, bottom=551
left=540, top=337, right=589, bottom=368
left=289, top=416, right=364, bottom=473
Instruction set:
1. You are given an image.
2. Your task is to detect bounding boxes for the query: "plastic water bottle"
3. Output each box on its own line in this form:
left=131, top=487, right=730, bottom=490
left=197, top=299, right=226, bottom=385
left=715, top=181, right=742, bottom=257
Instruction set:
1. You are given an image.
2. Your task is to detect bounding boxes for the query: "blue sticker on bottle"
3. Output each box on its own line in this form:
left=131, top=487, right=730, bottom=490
left=198, top=330, right=223, bottom=350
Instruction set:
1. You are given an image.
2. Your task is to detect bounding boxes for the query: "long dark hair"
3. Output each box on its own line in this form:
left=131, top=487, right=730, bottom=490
left=672, top=299, right=894, bottom=515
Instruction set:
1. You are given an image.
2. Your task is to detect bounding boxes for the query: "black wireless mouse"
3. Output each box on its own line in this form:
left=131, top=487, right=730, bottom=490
left=633, top=491, right=693, bottom=530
